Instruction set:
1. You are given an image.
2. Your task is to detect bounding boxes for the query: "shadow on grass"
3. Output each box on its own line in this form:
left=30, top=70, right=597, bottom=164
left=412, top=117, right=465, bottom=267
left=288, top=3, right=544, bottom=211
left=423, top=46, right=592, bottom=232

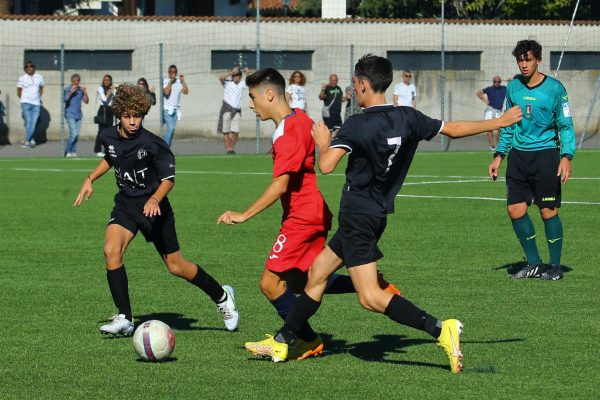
left=244, top=334, right=524, bottom=372
left=493, top=260, right=572, bottom=276
left=131, top=312, right=229, bottom=332
left=135, top=357, right=179, bottom=363
left=323, top=333, right=449, bottom=371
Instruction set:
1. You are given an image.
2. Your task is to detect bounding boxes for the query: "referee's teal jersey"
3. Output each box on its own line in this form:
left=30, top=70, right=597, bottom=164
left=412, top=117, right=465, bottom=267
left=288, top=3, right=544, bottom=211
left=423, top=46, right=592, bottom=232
left=497, top=74, right=575, bottom=158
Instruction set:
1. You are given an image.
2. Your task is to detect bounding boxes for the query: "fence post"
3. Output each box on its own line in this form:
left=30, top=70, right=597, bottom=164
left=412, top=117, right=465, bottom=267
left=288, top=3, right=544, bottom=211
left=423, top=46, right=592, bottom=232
left=159, top=43, right=164, bottom=138
left=440, top=0, right=448, bottom=151
left=255, top=0, right=261, bottom=154
left=350, top=44, right=355, bottom=114
left=60, top=43, right=65, bottom=156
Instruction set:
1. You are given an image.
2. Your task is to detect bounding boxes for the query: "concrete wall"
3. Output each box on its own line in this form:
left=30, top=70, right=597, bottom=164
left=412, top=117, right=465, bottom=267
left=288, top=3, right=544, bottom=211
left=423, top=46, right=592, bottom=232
left=0, top=17, right=598, bottom=144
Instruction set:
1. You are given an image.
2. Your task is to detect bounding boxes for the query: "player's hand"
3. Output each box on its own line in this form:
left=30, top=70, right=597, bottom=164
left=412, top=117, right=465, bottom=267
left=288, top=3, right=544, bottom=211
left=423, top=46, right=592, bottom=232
left=73, top=179, right=93, bottom=206
left=499, top=106, right=522, bottom=127
left=179, top=74, right=185, bottom=82
left=217, top=211, right=248, bottom=225
left=488, top=156, right=503, bottom=181
left=557, top=157, right=572, bottom=183
left=311, top=122, right=332, bottom=149
left=321, top=83, right=327, bottom=90
left=143, top=197, right=162, bottom=217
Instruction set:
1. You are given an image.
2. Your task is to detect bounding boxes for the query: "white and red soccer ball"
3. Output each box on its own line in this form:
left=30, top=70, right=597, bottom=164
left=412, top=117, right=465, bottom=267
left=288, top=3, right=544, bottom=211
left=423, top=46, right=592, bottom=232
left=132, top=320, right=175, bottom=362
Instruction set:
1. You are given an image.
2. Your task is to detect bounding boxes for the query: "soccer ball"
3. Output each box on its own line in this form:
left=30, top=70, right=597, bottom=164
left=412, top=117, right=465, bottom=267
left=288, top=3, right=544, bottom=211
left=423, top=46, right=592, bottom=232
left=132, top=320, right=175, bottom=362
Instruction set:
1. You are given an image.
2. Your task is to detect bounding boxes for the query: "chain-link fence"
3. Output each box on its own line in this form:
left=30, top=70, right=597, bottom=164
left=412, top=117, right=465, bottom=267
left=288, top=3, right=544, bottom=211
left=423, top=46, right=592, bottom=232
left=0, top=17, right=598, bottom=154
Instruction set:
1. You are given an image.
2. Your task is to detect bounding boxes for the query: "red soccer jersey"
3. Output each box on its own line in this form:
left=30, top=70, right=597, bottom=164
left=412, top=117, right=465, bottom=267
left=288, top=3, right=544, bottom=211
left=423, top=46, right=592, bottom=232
left=272, top=108, right=332, bottom=230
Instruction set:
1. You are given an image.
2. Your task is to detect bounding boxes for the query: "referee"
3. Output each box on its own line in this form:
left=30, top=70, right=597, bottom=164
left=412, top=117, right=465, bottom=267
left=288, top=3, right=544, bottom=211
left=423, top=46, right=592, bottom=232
left=489, top=40, right=575, bottom=281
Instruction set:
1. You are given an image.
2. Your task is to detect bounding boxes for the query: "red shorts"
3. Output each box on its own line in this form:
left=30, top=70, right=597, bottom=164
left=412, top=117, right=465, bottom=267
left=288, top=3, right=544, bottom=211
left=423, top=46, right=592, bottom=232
left=265, top=227, right=328, bottom=273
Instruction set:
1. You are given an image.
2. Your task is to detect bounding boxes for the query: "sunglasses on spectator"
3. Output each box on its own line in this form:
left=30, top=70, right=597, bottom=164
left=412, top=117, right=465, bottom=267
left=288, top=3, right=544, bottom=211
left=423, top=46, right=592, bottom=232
left=493, top=80, right=501, bottom=83
left=26, top=64, right=35, bottom=69
left=404, top=74, right=412, bottom=77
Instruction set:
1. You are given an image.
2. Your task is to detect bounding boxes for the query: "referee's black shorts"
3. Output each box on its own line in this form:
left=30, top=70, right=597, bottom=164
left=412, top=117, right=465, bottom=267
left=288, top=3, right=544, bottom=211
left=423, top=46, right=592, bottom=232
left=506, top=148, right=561, bottom=209
left=328, top=212, right=387, bottom=268
left=108, top=193, right=180, bottom=255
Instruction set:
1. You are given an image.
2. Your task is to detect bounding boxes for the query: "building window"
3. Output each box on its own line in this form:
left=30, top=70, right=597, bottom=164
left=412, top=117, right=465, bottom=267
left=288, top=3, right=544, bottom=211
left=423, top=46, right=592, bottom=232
left=211, top=50, right=314, bottom=70
left=387, top=51, right=481, bottom=71
left=24, top=50, right=133, bottom=71
left=550, top=52, right=600, bottom=70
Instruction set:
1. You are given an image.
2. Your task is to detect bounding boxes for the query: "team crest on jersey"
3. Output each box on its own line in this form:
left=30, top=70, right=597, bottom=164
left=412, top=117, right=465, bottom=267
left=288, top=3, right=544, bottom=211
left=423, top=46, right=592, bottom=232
left=525, top=104, right=532, bottom=118
left=108, top=145, right=117, bottom=158
left=562, top=102, right=572, bottom=118
left=137, top=149, right=147, bottom=160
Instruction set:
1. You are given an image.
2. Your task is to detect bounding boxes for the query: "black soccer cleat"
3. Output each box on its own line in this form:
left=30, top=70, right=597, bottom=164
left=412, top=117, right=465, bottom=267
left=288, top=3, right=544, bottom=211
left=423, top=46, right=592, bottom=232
left=511, top=263, right=545, bottom=279
left=540, top=264, right=564, bottom=281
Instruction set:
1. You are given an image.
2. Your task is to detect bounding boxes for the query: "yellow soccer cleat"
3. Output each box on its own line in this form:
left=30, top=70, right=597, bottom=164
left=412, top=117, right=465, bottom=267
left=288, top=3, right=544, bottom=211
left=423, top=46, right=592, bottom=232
left=437, top=319, right=464, bottom=374
left=244, top=334, right=289, bottom=362
left=288, top=335, right=324, bottom=360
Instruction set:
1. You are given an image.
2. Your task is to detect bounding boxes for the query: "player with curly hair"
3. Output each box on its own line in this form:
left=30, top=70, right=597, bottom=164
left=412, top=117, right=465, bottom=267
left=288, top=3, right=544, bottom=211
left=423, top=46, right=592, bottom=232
left=74, top=84, right=239, bottom=335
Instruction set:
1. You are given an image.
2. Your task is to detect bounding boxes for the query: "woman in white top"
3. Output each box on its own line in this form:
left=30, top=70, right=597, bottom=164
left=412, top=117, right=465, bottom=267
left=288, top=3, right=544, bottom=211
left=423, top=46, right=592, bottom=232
left=94, top=74, right=114, bottom=156
left=285, top=70, right=307, bottom=111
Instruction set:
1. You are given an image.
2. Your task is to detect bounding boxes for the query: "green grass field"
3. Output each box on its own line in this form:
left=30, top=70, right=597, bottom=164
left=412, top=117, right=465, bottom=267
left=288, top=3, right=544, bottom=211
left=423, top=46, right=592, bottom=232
left=1, top=151, right=599, bottom=399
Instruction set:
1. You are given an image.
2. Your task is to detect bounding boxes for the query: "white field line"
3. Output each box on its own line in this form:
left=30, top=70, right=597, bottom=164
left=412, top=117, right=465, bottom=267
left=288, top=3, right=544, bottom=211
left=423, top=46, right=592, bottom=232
left=396, top=194, right=600, bottom=205
left=7, top=167, right=600, bottom=183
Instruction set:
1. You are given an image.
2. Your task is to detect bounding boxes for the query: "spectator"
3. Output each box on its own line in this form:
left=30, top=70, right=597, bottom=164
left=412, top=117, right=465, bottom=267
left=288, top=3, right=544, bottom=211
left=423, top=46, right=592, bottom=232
left=218, top=66, right=250, bottom=154
left=94, top=74, right=114, bottom=157
left=162, top=64, right=188, bottom=146
left=17, top=60, right=44, bottom=148
left=476, top=75, right=507, bottom=151
left=285, top=70, right=307, bottom=111
left=64, top=73, right=89, bottom=157
left=137, top=77, right=156, bottom=107
left=393, top=69, right=417, bottom=108
left=319, top=73, right=345, bottom=134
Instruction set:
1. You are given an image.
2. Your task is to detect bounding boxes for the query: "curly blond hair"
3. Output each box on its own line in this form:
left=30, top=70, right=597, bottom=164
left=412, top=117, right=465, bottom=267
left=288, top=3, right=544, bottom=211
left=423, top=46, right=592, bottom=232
left=112, top=84, right=152, bottom=117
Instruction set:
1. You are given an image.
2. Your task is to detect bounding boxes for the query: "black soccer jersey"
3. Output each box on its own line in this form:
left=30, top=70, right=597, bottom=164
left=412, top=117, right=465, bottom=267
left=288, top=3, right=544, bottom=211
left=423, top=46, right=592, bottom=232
left=330, top=104, right=442, bottom=216
left=100, top=125, right=175, bottom=197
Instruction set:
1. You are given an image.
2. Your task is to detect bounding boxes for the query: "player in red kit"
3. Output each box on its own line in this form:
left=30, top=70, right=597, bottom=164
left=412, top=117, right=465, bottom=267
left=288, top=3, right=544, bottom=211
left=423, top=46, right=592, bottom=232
left=217, top=68, right=400, bottom=360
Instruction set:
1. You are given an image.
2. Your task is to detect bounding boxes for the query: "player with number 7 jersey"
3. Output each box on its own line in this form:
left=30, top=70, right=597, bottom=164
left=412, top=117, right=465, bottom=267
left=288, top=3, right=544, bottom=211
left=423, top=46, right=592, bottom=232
left=217, top=68, right=401, bottom=360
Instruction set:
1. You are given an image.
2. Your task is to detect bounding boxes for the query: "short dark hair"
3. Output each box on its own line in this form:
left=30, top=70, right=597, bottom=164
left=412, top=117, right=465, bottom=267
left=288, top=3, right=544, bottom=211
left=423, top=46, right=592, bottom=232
left=168, top=64, right=177, bottom=72
left=354, top=54, right=393, bottom=93
left=512, top=40, right=542, bottom=60
left=246, top=68, right=285, bottom=96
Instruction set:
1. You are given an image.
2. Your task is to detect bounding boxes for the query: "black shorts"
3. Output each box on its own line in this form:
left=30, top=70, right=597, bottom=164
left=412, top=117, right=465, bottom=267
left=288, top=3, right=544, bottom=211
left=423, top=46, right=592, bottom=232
left=323, top=115, right=342, bottom=131
left=108, top=193, right=180, bottom=255
left=328, top=212, right=387, bottom=268
left=506, top=148, right=561, bottom=209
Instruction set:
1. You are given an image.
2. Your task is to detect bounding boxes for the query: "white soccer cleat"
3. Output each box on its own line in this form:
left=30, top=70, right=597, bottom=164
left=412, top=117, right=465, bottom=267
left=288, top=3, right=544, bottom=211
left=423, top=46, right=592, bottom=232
left=217, top=285, right=239, bottom=331
left=99, top=314, right=134, bottom=336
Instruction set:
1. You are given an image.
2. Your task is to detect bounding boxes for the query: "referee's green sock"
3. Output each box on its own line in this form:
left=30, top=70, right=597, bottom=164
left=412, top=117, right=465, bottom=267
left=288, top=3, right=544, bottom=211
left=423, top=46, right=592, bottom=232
left=511, top=214, right=542, bottom=265
left=543, top=214, right=563, bottom=266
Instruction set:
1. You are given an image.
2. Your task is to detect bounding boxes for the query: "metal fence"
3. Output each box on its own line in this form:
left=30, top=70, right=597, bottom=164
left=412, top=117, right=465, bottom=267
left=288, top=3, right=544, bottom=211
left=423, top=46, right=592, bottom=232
left=0, top=17, right=599, bottom=155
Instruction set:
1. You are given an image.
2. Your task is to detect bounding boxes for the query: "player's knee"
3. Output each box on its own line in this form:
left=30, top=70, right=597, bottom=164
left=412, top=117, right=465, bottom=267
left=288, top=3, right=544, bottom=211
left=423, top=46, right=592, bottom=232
left=357, top=293, right=379, bottom=312
left=165, top=260, right=185, bottom=277
left=103, top=243, right=122, bottom=263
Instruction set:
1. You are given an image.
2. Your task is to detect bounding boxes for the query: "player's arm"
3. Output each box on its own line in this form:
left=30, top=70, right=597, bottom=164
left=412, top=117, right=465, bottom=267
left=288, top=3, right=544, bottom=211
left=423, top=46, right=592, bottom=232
left=312, top=121, right=346, bottom=174
left=217, top=174, right=290, bottom=225
left=143, top=179, right=174, bottom=217
left=441, top=106, right=522, bottom=139
left=392, top=94, right=398, bottom=107
left=73, top=159, right=111, bottom=206
left=319, top=83, right=327, bottom=100
left=555, top=86, right=575, bottom=183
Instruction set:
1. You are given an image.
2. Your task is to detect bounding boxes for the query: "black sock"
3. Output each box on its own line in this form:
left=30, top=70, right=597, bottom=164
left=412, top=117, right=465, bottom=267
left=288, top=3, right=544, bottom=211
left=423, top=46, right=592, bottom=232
left=324, top=273, right=355, bottom=294
left=106, top=265, right=132, bottom=321
left=271, top=289, right=318, bottom=342
left=188, top=264, right=226, bottom=304
left=384, top=295, right=441, bottom=338
left=275, top=293, right=321, bottom=343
